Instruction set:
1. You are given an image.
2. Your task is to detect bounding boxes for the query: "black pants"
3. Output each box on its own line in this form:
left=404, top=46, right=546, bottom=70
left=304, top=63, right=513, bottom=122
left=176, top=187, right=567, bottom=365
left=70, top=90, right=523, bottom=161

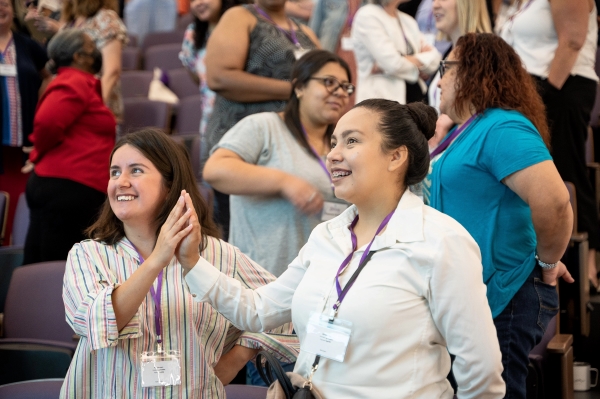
left=213, top=189, right=230, bottom=242
left=23, top=172, right=106, bottom=265
left=535, top=75, right=600, bottom=250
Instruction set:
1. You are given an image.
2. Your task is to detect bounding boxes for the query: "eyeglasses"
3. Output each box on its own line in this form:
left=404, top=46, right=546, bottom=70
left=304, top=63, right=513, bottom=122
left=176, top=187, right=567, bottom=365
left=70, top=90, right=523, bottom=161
left=309, top=77, right=355, bottom=95
left=439, top=60, right=459, bottom=78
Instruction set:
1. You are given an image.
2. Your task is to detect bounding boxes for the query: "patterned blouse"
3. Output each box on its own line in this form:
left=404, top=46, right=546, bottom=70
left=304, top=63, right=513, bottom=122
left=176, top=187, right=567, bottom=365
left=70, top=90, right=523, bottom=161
left=60, top=236, right=298, bottom=399
left=0, top=39, right=22, bottom=146
left=77, top=9, right=127, bottom=122
left=179, top=24, right=214, bottom=136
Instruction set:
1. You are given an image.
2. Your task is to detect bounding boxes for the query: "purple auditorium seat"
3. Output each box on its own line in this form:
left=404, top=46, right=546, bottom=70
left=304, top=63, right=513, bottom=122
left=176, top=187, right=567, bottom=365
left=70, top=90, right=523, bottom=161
left=141, top=30, right=185, bottom=54
left=174, top=95, right=202, bottom=136
left=144, top=43, right=184, bottom=72
left=168, top=68, right=199, bottom=100
left=0, top=261, right=77, bottom=384
left=122, top=98, right=172, bottom=134
left=225, top=384, right=268, bottom=399
left=121, top=46, right=141, bottom=71
left=121, top=70, right=154, bottom=98
left=0, top=378, right=64, bottom=399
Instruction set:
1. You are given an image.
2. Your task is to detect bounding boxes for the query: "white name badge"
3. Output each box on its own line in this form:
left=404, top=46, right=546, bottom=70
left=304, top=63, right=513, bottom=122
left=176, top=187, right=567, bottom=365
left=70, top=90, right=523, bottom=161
left=140, top=351, right=182, bottom=387
left=294, top=47, right=310, bottom=60
left=0, top=64, right=17, bottom=77
left=303, top=313, right=352, bottom=362
left=340, top=36, right=354, bottom=51
left=321, top=201, right=349, bottom=221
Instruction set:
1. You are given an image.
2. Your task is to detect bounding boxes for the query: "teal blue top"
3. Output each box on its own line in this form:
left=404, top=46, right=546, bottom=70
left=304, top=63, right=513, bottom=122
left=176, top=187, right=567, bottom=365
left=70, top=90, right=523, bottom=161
left=428, top=108, right=552, bottom=318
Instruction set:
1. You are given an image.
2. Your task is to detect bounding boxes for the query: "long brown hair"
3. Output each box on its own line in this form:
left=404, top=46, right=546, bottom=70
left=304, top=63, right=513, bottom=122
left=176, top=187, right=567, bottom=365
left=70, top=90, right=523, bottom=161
left=62, top=0, right=118, bottom=21
left=86, top=128, right=220, bottom=248
left=452, top=33, right=550, bottom=146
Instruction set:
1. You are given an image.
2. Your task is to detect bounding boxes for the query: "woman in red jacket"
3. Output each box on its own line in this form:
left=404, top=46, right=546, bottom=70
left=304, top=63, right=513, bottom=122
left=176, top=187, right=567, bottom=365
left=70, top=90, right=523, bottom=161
left=24, top=28, right=116, bottom=264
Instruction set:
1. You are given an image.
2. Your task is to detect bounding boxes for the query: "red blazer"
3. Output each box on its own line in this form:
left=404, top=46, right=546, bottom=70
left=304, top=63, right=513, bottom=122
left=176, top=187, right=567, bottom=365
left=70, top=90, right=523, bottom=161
left=29, top=67, right=116, bottom=193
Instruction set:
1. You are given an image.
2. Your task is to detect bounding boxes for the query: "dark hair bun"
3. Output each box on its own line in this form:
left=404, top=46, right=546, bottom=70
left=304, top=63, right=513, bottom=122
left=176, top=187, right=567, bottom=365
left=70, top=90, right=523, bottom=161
left=406, top=102, right=437, bottom=141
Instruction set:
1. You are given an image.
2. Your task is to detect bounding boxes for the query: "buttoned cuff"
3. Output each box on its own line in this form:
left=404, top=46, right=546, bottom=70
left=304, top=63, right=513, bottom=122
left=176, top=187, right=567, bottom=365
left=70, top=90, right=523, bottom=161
left=184, top=257, right=222, bottom=301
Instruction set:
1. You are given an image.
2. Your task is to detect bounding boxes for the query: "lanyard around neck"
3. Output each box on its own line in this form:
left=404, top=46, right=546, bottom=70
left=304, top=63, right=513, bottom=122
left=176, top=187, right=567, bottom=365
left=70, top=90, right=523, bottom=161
left=430, top=113, right=478, bottom=158
left=253, top=4, right=300, bottom=47
left=0, top=35, right=13, bottom=58
left=301, top=125, right=334, bottom=193
left=131, top=244, right=164, bottom=350
left=330, top=209, right=395, bottom=319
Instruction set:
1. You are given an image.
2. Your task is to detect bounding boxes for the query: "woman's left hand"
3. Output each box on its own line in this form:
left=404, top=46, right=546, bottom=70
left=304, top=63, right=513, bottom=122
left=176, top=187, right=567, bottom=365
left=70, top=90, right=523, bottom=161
left=176, top=190, right=202, bottom=271
left=541, top=261, right=574, bottom=286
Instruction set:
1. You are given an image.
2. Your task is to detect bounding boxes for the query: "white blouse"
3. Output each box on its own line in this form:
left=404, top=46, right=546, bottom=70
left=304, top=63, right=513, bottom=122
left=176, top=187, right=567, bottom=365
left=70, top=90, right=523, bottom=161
left=351, top=4, right=442, bottom=104
left=499, top=0, right=598, bottom=82
left=185, top=190, right=505, bottom=398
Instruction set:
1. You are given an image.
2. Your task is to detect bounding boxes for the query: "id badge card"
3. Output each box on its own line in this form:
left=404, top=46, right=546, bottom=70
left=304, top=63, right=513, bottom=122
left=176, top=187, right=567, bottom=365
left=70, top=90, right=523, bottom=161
left=303, top=312, right=352, bottom=362
left=294, top=46, right=310, bottom=60
left=140, top=350, right=182, bottom=387
left=340, top=35, right=354, bottom=51
left=0, top=64, right=17, bottom=77
left=321, top=201, right=349, bottom=221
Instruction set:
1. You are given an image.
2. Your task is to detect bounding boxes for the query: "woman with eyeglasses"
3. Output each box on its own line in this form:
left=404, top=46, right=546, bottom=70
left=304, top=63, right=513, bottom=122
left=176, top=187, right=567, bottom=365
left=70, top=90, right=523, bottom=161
left=427, top=33, right=573, bottom=398
left=425, top=0, right=491, bottom=150
left=204, top=50, right=351, bottom=385
left=204, top=50, right=352, bottom=279
left=203, top=0, right=319, bottom=241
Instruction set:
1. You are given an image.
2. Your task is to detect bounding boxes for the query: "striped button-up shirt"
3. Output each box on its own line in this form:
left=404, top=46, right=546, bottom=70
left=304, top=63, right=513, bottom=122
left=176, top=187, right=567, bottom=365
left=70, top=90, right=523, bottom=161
left=60, top=236, right=298, bottom=398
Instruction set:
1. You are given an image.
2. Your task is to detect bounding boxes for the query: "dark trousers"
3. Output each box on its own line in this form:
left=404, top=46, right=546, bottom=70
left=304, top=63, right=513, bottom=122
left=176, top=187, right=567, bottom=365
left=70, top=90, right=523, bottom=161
left=494, top=266, right=559, bottom=399
left=536, top=74, right=599, bottom=249
left=23, top=172, right=106, bottom=265
left=213, top=189, right=230, bottom=242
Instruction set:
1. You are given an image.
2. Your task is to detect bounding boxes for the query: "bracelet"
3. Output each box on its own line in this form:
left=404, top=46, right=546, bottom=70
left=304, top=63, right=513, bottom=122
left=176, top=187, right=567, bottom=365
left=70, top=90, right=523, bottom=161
left=535, top=254, right=558, bottom=270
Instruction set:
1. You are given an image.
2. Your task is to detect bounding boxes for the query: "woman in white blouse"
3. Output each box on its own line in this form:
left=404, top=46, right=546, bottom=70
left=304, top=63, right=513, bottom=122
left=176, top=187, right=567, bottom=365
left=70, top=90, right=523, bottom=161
left=351, top=0, right=441, bottom=104
left=180, top=99, right=505, bottom=398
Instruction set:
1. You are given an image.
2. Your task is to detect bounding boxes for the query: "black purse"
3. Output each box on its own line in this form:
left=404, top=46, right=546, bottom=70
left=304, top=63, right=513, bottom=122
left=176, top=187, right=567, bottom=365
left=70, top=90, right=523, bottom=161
left=256, top=350, right=316, bottom=399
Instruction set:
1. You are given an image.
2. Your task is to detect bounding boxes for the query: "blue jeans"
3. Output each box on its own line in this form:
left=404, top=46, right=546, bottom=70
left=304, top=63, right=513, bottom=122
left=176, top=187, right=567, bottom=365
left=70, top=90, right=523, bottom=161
left=493, top=266, right=559, bottom=398
left=246, top=361, right=296, bottom=386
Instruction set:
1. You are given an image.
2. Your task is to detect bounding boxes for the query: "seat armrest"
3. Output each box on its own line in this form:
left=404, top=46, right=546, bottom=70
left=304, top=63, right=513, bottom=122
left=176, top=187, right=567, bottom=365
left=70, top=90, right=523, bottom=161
left=0, top=337, right=78, bottom=352
left=547, top=334, right=573, bottom=354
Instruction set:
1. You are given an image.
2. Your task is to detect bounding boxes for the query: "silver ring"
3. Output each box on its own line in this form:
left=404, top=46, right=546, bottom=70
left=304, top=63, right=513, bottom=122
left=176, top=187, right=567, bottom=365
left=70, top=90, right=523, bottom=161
left=307, top=192, right=316, bottom=203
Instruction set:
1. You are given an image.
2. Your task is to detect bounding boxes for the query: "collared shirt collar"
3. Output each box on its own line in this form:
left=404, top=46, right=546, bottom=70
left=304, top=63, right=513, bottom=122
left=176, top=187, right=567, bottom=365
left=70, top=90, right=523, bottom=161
left=326, top=189, right=425, bottom=253
left=117, top=236, right=142, bottom=263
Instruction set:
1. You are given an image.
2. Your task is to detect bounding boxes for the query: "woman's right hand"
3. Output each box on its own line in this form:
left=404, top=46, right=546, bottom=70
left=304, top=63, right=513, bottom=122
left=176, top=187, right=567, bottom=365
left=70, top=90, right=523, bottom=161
left=280, top=175, right=324, bottom=215
left=147, top=195, right=194, bottom=268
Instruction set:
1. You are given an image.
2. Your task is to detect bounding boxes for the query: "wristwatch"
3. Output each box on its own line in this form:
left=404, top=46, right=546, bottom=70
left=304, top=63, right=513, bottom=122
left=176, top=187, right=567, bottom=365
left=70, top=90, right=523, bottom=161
left=535, top=254, right=559, bottom=270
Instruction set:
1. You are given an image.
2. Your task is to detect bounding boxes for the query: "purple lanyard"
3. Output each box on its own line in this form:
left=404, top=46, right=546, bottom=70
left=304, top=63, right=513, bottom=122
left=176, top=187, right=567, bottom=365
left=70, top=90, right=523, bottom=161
left=301, top=125, right=334, bottom=192
left=430, top=113, right=477, bottom=158
left=131, top=245, right=164, bottom=347
left=253, top=4, right=300, bottom=47
left=331, top=209, right=395, bottom=317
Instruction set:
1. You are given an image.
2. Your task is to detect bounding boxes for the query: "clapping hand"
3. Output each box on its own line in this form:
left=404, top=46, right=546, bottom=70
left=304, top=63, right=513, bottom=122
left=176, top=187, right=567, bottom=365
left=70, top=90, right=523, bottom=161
left=176, top=190, right=202, bottom=271
left=147, top=193, right=194, bottom=269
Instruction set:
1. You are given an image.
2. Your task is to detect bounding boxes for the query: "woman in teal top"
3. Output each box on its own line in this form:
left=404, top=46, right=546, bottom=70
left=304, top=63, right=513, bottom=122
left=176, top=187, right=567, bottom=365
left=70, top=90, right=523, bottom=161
left=427, top=33, right=573, bottom=399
